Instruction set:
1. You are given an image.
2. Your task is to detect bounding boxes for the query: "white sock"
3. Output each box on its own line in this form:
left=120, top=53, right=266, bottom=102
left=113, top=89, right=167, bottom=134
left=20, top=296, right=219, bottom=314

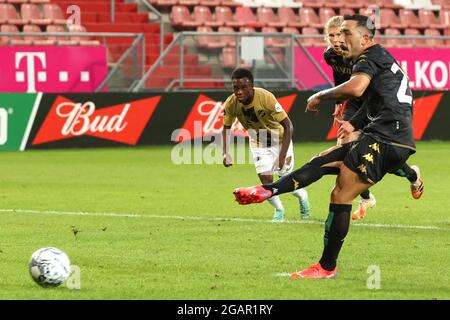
left=291, top=188, right=308, bottom=200
left=267, top=196, right=284, bottom=211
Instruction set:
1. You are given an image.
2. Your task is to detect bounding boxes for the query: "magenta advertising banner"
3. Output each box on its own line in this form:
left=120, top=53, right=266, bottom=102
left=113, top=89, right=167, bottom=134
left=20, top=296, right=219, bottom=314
left=0, top=46, right=107, bottom=93
left=296, top=47, right=450, bottom=90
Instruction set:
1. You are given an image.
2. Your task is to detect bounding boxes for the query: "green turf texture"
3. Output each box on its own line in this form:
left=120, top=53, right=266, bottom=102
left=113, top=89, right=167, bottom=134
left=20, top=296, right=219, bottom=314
left=0, top=142, right=448, bottom=299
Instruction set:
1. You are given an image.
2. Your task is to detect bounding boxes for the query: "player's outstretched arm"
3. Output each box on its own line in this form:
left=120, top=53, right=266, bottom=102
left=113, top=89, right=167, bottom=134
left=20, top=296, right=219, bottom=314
left=306, top=74, right=371, bottom=113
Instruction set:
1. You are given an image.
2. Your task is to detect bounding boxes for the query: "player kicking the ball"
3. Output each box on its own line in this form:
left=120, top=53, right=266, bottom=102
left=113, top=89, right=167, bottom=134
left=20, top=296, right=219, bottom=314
left=234, top=15, right=424, bottom=278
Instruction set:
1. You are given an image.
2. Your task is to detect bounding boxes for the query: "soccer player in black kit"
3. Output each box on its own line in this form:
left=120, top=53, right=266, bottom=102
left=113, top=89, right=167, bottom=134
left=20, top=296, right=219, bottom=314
left=324, top=15, right=377, bottom=220
left=234, top=15, right=424, bottom=278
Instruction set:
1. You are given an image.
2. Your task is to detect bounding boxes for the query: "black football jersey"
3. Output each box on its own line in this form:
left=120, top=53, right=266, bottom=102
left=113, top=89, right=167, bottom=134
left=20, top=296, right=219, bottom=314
left=352, top=44, right=415, bottom=151
left=324, top=47, right=353, bottom=87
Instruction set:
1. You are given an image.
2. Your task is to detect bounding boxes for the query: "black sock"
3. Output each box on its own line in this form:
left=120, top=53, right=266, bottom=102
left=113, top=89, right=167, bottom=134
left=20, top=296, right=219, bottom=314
left=360, top=190, right=370, bottom=200
left=263, top=164, right=323, bottom=196
left=393, top=163, right=417, bottom=183
left=319, top=203, right=352, bottom=271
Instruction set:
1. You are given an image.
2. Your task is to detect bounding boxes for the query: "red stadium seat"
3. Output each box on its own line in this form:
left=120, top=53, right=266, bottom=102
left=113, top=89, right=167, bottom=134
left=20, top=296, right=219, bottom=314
left=215, top=6, right=244, bottom=28
left=220, top=46, right=251, bottom=69
left=300, top=27, right=323, bottom=47
left=155, top=0, right=177, bottom=7
left=193, top=6, right=223, bottom=28
left=379, top=9, right=407, bottom=29
left=324, top=0, right=345, bottom=9
left=257, top=7, right=286, bottom=28
left=0, top=24, right=26, bottom=44
left=29, top=0, right=51, bottom=3
left=299, top=8, right=322, bottom=29
left=0, top=4, right=25, bottom=25
left=23, top=24, right=56, bottom=45
left=42, top=4, right=67, bottom=25
left=239, top=26, right=256, bottom=34
left=262, top=26, right=287, bottom=48
left=282, top=26, right=300, bottom=35
left=235, top=6, right=263, bottom=28
left=339, top=8, right=355, bottom=16
left=319, top=8, right=337, bottom=25
left=419, top=10, right=446, bottom=29
left=438, top=9, right=450, bottom=27
left=46, top=24, right=74, bottom=44
left=68, top=24, right=100, bottom=45
left=218, top=26, right=237, bottom=46
left=384, top=28, right=406, bottom=47
left=21, top=3, right=51, bottom=25
left=6, top=0, right=28, bottom=4
left=170, top=5, right=201, bottom=28
left=199, top=0, right=221, bottom=7
left=196, top=26, right=224, bottom=48
left=404, top=28, right=427, bottom=47
left=221, top=47, right=237, bottom=69
left=302, top=0, right=325, bottom=9
left=178, top=0, right=200, bottom=6
left=444, top=28, right=450, bottom=45
left=344, top=0, right=365, bottom=9
left=399, top=10, right=422, bottom=29
left=278, top=7, right=304, bottom=28
left=424, top=29, right=446, bottom=47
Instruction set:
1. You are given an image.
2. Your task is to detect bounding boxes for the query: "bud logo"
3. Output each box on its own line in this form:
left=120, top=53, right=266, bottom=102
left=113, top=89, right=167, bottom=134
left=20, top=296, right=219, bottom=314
left=176, top=94, right=298, bottom=142
left=32, top=95, right=161, bottom=145
left=326, top=93, right=443, bottom=141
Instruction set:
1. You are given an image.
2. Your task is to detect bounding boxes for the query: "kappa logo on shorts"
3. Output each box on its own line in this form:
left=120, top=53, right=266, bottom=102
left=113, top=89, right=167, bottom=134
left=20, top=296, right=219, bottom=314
left=363, top=153, right=374, bottom=164
left=358, top=164, right=368, bottom=174
left=369, top=143, right=380, bottom=153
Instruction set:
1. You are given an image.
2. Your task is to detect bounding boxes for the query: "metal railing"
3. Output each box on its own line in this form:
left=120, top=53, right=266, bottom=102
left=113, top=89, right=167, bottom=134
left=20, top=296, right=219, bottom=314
left=131, top=32, right=450, bottom=92
left=3, top=30, right=448, bottom=92
left=131, top=32, right=328, bottom=92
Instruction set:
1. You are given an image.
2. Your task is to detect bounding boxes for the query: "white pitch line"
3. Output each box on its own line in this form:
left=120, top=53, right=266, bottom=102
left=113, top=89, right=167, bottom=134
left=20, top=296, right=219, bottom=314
left=273, top=272, right=292, bottom=277
left=0, top=208, right=447, bottom=232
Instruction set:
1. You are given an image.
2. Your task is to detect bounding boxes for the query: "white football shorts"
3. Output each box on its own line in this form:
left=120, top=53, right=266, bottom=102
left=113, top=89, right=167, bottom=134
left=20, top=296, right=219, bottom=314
left=250, top=141, right=294, bottom=176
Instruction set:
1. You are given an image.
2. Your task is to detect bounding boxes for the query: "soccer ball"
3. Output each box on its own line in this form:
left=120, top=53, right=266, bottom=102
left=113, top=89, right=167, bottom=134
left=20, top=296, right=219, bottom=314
left=29, top=247, right=71, bottom=288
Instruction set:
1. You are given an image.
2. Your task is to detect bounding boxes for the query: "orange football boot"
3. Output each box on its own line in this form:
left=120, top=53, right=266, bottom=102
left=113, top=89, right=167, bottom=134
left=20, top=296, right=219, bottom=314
left=290, top=263, right=337, bottom=279
left=233, top=185, right=273, bottom=205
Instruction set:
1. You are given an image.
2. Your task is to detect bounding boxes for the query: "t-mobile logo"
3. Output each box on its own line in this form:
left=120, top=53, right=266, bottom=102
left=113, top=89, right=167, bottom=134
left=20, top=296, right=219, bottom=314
left=15, top=52, right=91, bottom=93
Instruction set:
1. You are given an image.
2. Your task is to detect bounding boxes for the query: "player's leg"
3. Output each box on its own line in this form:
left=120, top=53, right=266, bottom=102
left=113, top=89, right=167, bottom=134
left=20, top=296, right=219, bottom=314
left=251, top=146, right=286, bottom=222
left=280, top=142, right=311, bottom=220
left=258, top=173, right=285, bottom=222
left=392, top=163, right=423, bottom=199
left=292, top=135, right=414, bottom=278
left=234, top=144, right=348, bottom=204
left=352, top=189, right=377, bottom=221
left=291, top=165, right=371, bottom=278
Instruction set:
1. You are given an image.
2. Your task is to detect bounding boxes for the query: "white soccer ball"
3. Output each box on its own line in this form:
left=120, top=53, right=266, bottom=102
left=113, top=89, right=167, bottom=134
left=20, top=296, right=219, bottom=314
left=29, top=247, right=71, bottom=288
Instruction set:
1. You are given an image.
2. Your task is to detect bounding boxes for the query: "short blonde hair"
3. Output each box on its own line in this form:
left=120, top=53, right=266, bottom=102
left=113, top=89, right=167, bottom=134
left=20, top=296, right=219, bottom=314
left=325, top=16, right=344, bottom=33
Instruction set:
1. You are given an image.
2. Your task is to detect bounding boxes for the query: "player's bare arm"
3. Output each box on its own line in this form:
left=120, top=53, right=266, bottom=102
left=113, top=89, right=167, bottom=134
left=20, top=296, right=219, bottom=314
left=305, top=74, right=371, bottom=114
left=222, top=125, right=233, bottom=167
left=272, top=117, right=293, bottom=172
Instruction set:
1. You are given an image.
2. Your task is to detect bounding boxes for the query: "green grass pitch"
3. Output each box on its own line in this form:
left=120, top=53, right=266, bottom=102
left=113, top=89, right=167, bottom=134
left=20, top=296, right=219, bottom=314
left=0, top=142, right=449, bottom=299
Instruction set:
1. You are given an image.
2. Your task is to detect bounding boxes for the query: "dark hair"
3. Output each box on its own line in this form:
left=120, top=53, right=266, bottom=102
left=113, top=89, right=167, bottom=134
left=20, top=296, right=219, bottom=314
left=231, top=68, right=254, bottom=83
left=343, top=14, right=376, bottom=38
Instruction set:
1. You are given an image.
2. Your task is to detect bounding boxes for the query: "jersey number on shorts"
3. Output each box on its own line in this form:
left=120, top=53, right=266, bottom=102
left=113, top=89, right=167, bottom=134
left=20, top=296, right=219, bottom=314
left=390, top=63, right=413, bottom=105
